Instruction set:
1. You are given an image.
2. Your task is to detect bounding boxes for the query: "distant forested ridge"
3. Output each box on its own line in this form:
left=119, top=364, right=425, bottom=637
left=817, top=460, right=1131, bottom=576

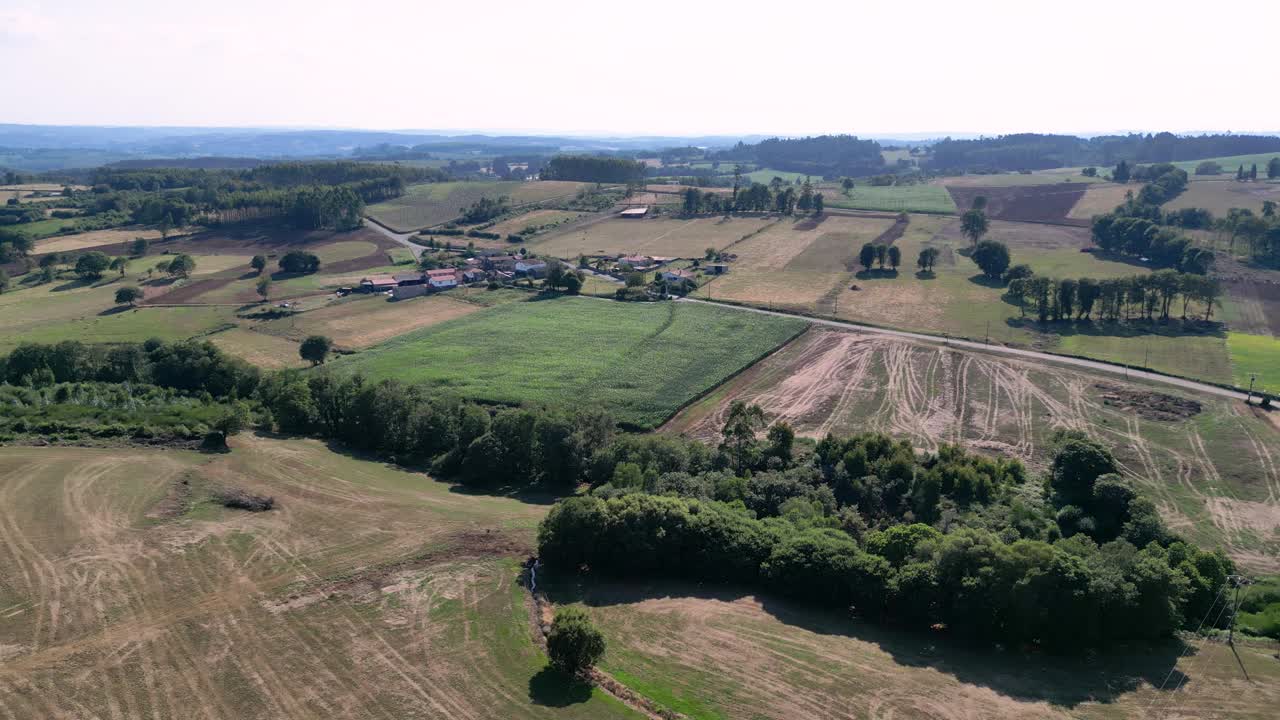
left=714, top=135, right=886, bottom=178
left=929, top=132, right=1280, bottom=172
left=539, top=155, right=646, bottom=183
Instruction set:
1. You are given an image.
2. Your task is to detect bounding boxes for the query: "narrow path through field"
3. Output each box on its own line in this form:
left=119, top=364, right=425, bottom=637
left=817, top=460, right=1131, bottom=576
left=362, top=218, right=423, bottom=260
left=676, top=298, right=1250, bottom=402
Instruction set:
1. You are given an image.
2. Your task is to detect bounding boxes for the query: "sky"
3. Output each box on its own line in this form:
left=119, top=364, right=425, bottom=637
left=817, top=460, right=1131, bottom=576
left=2, top=0, right=1277, bottom=138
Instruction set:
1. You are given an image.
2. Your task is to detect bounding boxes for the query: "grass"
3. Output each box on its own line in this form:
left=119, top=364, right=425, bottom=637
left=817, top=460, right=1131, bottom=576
left=1170, top=153, right=1280, bottom=175
left=330, top=296, right=806, bottom=429
left=366, top=180, right=588, bottom=232
left=257, top=293, right=485, bottom=350
left=1067, top=182, right=1136, bottom=219
left=821, top=183, right=957, bottom=214
left=937, top=169, right=1108, bottom=187
left=0, top=439, right=640, bottom=719
left=743, top=168, right=809, bottom=185
left=1227, top=332, right=1280, bottom=393
left=530, top=215, right=777, bottom=259
left=207, top=326, right=305, bottom=368
left=1162, top=179, right=1280, bottom=216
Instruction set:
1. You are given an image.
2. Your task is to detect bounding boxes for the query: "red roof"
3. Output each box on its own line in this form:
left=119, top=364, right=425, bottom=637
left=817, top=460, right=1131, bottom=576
left=426, top=268, right=457, bottom=278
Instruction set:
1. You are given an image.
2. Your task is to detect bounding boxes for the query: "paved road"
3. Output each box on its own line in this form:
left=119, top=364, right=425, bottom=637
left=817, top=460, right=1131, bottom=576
left=678, top=297, right=1250, bottom=402
left=363, top=218, right=424, bottom=259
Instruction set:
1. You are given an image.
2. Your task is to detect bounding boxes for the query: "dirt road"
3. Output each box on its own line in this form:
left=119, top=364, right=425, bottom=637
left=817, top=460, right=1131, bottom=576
left=677, top=298, right=1249, bottom=402
left=363, top=217, right=423, bottom=259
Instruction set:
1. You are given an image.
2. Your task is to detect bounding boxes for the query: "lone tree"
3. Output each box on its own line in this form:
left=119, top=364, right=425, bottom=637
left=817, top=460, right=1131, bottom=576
left=75, top=251, right=112, bottom=280
left=1268, top=157, right=1280, bottom=180
left=110, top=256, right=129, bottom=276
left=1113, top=160, right=1131, bottom=184
left=130, top=237, right=148, bottom=256
left=971, top=195, right=988, bottom=211
left=917, top=246, right=940, bottom=272
left=206, top=402, right=249, bottom=450
left=279, top=251, right=321, bottom=274
left=256, top=275, right=272, bottom=302
left=251, top=255, right=267, bottom=273
left=721, top=401, right=766, bottom=472
left=114, top=286, right=144, bottom=306
left=546, top=607, right=606, bottom=678
left=166, top=254, right=196, bottom=278
left=887, top=245, right=901, bottom=271
left=300, top=335, right=333, bottom=366
left=971, top=240, right=1011, bottom=280
left=960, top=210, right=989, bottom=247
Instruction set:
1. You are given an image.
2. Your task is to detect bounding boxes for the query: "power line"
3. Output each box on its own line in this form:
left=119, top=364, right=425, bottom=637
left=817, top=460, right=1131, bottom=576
left=1143, top=585, right=1228, bottom=715
left=1148, top=582, right=1241, bottom=719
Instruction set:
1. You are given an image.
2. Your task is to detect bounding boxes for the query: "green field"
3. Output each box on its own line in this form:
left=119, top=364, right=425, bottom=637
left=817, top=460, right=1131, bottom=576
left=366, top=180, right=589, bottom=232
left=743, top=168, right=809, bottom=185
left=330, top=297, right=807, bottom=428
left=1227, top=332, right=1280, bottom=393
left=1171, top=153, right=1280, bottom=174
left=822, top=183, right=957, bottom=214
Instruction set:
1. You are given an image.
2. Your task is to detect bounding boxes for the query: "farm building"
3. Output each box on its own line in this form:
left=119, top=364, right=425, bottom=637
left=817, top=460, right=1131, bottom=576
left=392, top=284, right=430, bottom=300
left=515, top=259, right=548, bottom=278
left=426, top=268, right=460, bottom=289
left=394, top=272, right=426, bottom=286
left=462, top=268, right=487, bottom=283
left=620, top=207, right=649, bottom=218
left=360, top=274, right=399, bottom=292
left=619, top=255, right=659, bottom=271
left=704, top=263, right=729, bottom=275
left=659, top=269, right=697, bottom=283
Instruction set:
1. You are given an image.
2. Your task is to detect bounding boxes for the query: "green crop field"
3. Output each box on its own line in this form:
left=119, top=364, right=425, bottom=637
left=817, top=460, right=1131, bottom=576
left=366, top=180, right=589, bottom=232
left=821, top=184, right=957, bottom=214
left=330, top=296, right=807, bottom=428
left=1171, top=153, right=1280, bottom=175
left=1227, top=332, right=1280, bottom=393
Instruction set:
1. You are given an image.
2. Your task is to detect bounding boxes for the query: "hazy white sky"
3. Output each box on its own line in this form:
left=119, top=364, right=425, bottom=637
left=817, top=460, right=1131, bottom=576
left=2, top=0, right=1276, bottom=137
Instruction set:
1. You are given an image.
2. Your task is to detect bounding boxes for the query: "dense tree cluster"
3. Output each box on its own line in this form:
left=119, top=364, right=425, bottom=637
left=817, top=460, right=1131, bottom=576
left=1007, top=270, right=1221, bottom=323
left=929, top=133, right=1280, bottom=172
left=540, top=155, right=645, bottom=183
left=0, top=340, right=259, bottom=397
left=539, top=420, right=1232, bottom=652
left=712, top=135, right=885, bottom=178
left=459, top=195, right=511, bottom=224
left=256, top=373, right=615, bottom=487
left=1090, top=214, right=1212, bottom=272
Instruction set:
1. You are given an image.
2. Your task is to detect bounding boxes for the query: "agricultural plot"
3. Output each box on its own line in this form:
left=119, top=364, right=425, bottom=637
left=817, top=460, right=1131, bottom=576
left=1162, top=179, right=1280, bottom=216
left=34, top=227, right=170, bottom=254
left=258, top=293, right=485, bottom=351
left=0, top=439, right=638, bottom=720
left=330, top=297, right=806, bottom=429
left=1066, top=182, right=1136, bottom=219
left=693, top=214, right=898, bottom=309
left=366, top=180, right=588, bottom=232
left=937, top=170, right=1106, bottom=187
left=944, top=183, right=1089, bottom=225
left=208, top=327, right=305, bottom=368
left=665, top=327, right=1280, bottom=570
left=483, top=209, right=584, bottom=237
left=821, top=184, right=957, bottom=214
left=529, top=215, right=777, bottom=259
left=1171, top=153, right=1280, bottom=175
left=743, top=168, right=809, bottom=185
left=1226, top=332, right=1280, bottom=394
left=557, top=579, right=1280, bottom=720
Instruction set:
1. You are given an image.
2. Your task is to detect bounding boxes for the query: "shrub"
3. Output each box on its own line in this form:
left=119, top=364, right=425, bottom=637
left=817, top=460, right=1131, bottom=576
left=546, top=607, right=606, bottom=677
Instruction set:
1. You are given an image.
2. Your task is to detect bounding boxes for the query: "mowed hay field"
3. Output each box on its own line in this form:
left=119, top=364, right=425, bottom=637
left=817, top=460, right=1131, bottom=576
left=553, top=580, right=1280, bottom=720
left=937, top=170, right=1105, bottom=188
left=1066, top=182, right=1136, bottom=219
left=259, top=293, right=485, bottom=350
left=34, top=227, right=171, bottom=254
left=821, top=184, right=957, bottom=214
left=692, top=214, right=898, bottom=308
left=330, top=297, right=806, bottom=429
left=665, top=328, right=1280, bottom=571
left=0, top=439, right=639, bottom=720
left=366, top=180, right=588, bottom=232
left=1162, top=179, right=1280, bottom=216
left=530, top=215, right=777, bottom=259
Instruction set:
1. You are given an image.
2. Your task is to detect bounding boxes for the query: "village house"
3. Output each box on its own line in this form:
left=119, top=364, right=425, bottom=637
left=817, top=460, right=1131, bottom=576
left=426, top=268, right=460, bottom=289
left=515, top=258, right=548, bottom=278
left=659, top=268, right=697, bottom=283
left=618, top=254, right=658, bottom=271
left=461, top=268, right=487, bottom=284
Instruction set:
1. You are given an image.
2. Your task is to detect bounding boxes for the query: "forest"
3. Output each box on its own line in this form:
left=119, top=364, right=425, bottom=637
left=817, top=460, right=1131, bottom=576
left=539, top=155, right=646, bottom=183
left=929, top=132, right=1280, bottom=172
left=713, top=135, right=885, bottom=178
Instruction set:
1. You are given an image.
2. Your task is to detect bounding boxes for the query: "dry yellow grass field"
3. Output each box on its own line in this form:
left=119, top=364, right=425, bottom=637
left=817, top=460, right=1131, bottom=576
left=531, top=215, right=778, bottom=258
left=35, top=227, right=171, bottom=254
left=1163, top=180, right=1280, bottom=216
left=259, top=294, right=484, bottom=350
left=1067, top=182, right=1136, bottom=219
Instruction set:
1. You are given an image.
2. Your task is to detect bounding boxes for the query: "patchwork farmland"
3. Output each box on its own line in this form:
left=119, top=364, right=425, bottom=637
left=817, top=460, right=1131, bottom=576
left=366, top=180, right=589, bottom=232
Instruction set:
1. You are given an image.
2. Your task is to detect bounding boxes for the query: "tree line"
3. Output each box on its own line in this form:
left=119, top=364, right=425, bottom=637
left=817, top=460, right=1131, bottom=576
left=540, top=155, right=646, bottom=183
left=930, top=132, right=1280, bottom=172
left=711, top=135, right=885, bottom=178
left=538, top=403, right=1233, bottom=652
left=1007, top=270, right=1221, bottom=323
left=682, top=179, right=824, bottom=216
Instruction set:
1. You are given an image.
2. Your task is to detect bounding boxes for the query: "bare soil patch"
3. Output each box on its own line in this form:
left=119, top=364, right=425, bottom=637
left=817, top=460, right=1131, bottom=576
left=946, top=183, right=1090, bottom=226
left=1094, top=383, right=1202, bottom=421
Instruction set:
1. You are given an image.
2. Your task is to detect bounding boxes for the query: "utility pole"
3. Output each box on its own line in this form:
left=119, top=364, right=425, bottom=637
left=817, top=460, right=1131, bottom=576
left=985, top=320, right=990, bottom=344
left=1227, top=574, right=1252, bottom=645
left=1247, top=373, right=1257, bottom=404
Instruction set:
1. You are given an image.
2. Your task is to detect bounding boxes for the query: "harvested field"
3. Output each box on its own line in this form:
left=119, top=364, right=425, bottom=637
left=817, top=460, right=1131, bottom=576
left=366, top=180, right=589, bottom=232
left=945, top=183, right=1090, bottom=226
left=530, top=215, right=778, bottom=259
left=694, top=214, right=896, bottom=308
left=665, top=327, right=1280, bottom=569
left=208, top=327, right=305, bottom=368
left=1066, top=182, right=1136, bottom=219
left=1222, top=278, right=1280, bottom=336
left=259, top=294, right=484, bottom=350
left=482, top=209, right=584, bottom=237
left=555, top=579, right=1280, bottom=720
left=1163, top=179, right=1280, bottom=216
left=0, top=438, right=635, bottom=720
left=34, top=227, right=170, bottom=254
left=937, top=171, right=1104, bottom=187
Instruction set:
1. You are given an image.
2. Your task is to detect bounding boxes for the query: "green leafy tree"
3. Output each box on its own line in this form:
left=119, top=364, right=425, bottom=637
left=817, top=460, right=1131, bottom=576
left=1114, top=160, right=1131, bottom=183
left=841, top=177, right=855, bottom=195
left=562, top=272, right=582, bottom=295
left=251, top=255, right=267, bottom=273
left=256, top=276, right=272, bottom=302
left=859, top=243, right=876, bottom=272
left=971, top=195, right=988, bottom=211
left=971, top=240, right=1011, bottom=280
left=299, top=335, right=333, bottom=365
left=1051, top=439, right=1117, bottom=506
left=166, top=254, right=196, bottom=278
left=130, top=237, right=149, bottom=257
left=812, top=193, right=824, bottom=216
left=114, top=286, right=143, bottom=305
left=1268, top=157, right=1280, bottom=180
left=0, top=269, right=9, bottom=294
left=916, top=246, right=940, bottom=272
left=546, top=607, right=606, bottom=677
left=75, top=251, right=112, bottom=280
left=721, top=401, right=766, bottom=472
left=279, top=251, right=320, bottom=274
left=887, top=245, right=901, bottom=271
left=874, top=244, right=888, bottom=269
left=960, top=210, right=989, bottom=247
left=625, top=271, right=645, bottom=288
left=110, top=256, right=129, bottom=276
